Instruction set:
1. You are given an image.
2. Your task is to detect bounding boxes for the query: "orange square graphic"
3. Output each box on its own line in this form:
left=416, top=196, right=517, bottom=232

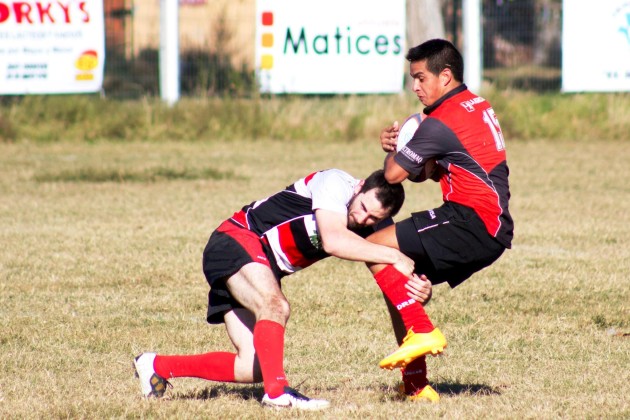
left=262, top=33, right=274, bottom=47
left=261, top=55, right=273, bottom=69
left=262, top=11, right=273, bottom=26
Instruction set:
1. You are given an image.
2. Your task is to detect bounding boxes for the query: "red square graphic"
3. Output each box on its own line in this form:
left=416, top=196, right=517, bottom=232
left=262, top=11, right=273, bottom=26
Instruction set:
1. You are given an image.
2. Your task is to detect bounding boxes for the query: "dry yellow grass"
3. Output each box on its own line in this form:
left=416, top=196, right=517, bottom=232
left=0, top=138, right=628, bottom=418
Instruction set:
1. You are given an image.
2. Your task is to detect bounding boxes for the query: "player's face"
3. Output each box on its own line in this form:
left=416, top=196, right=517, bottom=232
left=347, top=189, right=389, bottom=228
left=410, top=60, right=445, bottom=107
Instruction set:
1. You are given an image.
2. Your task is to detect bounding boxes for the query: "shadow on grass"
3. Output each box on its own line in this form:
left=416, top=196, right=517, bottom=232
left=379, top=381, right=501, bottom=400
left=176, top=381, right=501, bottom=402
left=434, top=381, right=501, bottom=396
left=177, top=384, right=265, bottom=401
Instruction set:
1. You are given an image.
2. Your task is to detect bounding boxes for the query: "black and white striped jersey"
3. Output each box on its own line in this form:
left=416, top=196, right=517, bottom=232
left=229, top=169, right=360, bottom=274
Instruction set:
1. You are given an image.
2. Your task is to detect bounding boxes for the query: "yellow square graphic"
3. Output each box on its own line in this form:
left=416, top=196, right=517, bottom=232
left=261, top=55, right=273, bottom=69
left=262, top=33, right=274, bottom=47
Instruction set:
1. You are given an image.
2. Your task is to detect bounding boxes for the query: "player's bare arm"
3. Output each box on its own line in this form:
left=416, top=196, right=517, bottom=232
left=384, top=151, right=439, bottom=184
left=315, top=208, right=415, bottom=277
left=383, top=153, right=410, bottom=184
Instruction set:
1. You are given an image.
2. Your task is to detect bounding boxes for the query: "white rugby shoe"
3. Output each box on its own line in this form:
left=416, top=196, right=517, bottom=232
left=262, top=386, right=330, bottom=410
left=133, top=352, right=172, bottom=398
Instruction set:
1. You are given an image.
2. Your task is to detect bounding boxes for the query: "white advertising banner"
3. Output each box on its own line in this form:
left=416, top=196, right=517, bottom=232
left=0, top=0, right=105, bottom=95
left=562, top=0, right=630, bottom=92
left=255, top=0, right=406, bottom=94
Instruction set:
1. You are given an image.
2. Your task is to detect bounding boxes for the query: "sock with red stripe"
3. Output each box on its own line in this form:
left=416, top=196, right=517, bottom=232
left=153, top=352, right=236, bottom=382
left=253, top=319, right=290, bottom=398
left=402, top=356, right=428, bottom=395
left=374, top=265, right=434, bottom=333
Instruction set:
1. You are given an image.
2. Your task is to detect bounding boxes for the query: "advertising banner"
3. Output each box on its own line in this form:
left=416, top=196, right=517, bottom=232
left=562, top=0, right=630, bottom=92
left=0, top=0, right=105, bottom=95
left=255, top=0, right=406, bottom=94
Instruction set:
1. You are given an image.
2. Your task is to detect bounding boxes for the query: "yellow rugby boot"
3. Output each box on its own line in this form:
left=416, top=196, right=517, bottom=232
left=379, top=328, right=447, bottom=370
left=400, top=384, right=440, bottom=402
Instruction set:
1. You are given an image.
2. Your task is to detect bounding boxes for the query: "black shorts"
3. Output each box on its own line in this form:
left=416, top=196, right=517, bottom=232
left=396, top=202, right=505, bottom=288
left=202, top=219, right=282, bottom=324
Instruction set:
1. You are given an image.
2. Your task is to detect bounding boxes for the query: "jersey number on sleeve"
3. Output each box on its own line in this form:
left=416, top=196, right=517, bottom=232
left=482, top=108, right=505, bottom=151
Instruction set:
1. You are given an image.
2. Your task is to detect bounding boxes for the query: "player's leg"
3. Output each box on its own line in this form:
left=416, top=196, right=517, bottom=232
left=366, top=222, right=446, bottom=370
left=148, top=307, right=259, bottom=385
left=367, top=224, right=434, bottom=333
left=383, top=297, right=438, bottom=402
left=224, top=307, right=261, bottom=382
left=381, top=202, right=505, bottom=400
left=224, top=261, right=290, bottom=398
left=225, top=262, right=329, bottom=410
left=133, top=288, right=258, bottom=399
left=225, top=262, right=289, bottom=325
left=134, top=264, right=282, bottom=399
left=364, top=221, right=443, bottom=402
left=133, top=220, right=262, bottom=398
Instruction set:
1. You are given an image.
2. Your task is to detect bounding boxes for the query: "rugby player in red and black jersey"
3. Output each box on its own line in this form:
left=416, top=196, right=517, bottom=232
left=368, top=39, right=514, bottom=403
left=133, top=169, right=431, bottom=410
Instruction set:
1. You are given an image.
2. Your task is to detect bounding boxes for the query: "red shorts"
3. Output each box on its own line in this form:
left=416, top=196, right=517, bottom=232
left=202, top=219, right=272, bottom=284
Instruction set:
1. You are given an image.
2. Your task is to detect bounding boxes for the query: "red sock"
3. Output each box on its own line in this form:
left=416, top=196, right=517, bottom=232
left=253, top=320, right=289, bottom=398
left=402, top=356, right=428, bottom=395
left=153, top=352, right=236, bottom=382
left=374, top=265, right=434, bottom=333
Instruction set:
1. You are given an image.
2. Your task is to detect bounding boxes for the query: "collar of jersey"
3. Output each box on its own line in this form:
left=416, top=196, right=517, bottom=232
left=424, top=84, right=468, bottom=115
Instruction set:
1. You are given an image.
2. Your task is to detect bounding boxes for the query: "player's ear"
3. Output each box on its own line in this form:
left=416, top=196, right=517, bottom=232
left=441, top=67, right=453, bottom=86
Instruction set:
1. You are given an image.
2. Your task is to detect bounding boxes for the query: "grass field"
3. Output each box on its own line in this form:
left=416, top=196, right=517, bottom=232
left=0, top=137, right=628, bottom=419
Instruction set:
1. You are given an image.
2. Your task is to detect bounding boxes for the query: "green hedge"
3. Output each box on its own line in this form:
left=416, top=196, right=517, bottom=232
left=1, top=90, right=629, bottom=143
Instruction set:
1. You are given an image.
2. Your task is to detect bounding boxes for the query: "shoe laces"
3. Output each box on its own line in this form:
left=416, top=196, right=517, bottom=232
left=282, top=386, right=310, bottom=401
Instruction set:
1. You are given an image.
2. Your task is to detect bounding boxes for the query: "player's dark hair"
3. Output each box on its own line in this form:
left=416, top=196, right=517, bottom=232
left=406, top=38, right=464, bottom=82
left=360, top=170, right=405, bottom=217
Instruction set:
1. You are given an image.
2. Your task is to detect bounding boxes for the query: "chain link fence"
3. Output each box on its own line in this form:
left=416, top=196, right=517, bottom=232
left=103, top=0, right=562, bottom=98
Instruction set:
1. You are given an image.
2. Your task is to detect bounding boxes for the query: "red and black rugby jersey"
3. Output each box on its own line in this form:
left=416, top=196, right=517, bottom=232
left=394, top=85, right=513, bottom=248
